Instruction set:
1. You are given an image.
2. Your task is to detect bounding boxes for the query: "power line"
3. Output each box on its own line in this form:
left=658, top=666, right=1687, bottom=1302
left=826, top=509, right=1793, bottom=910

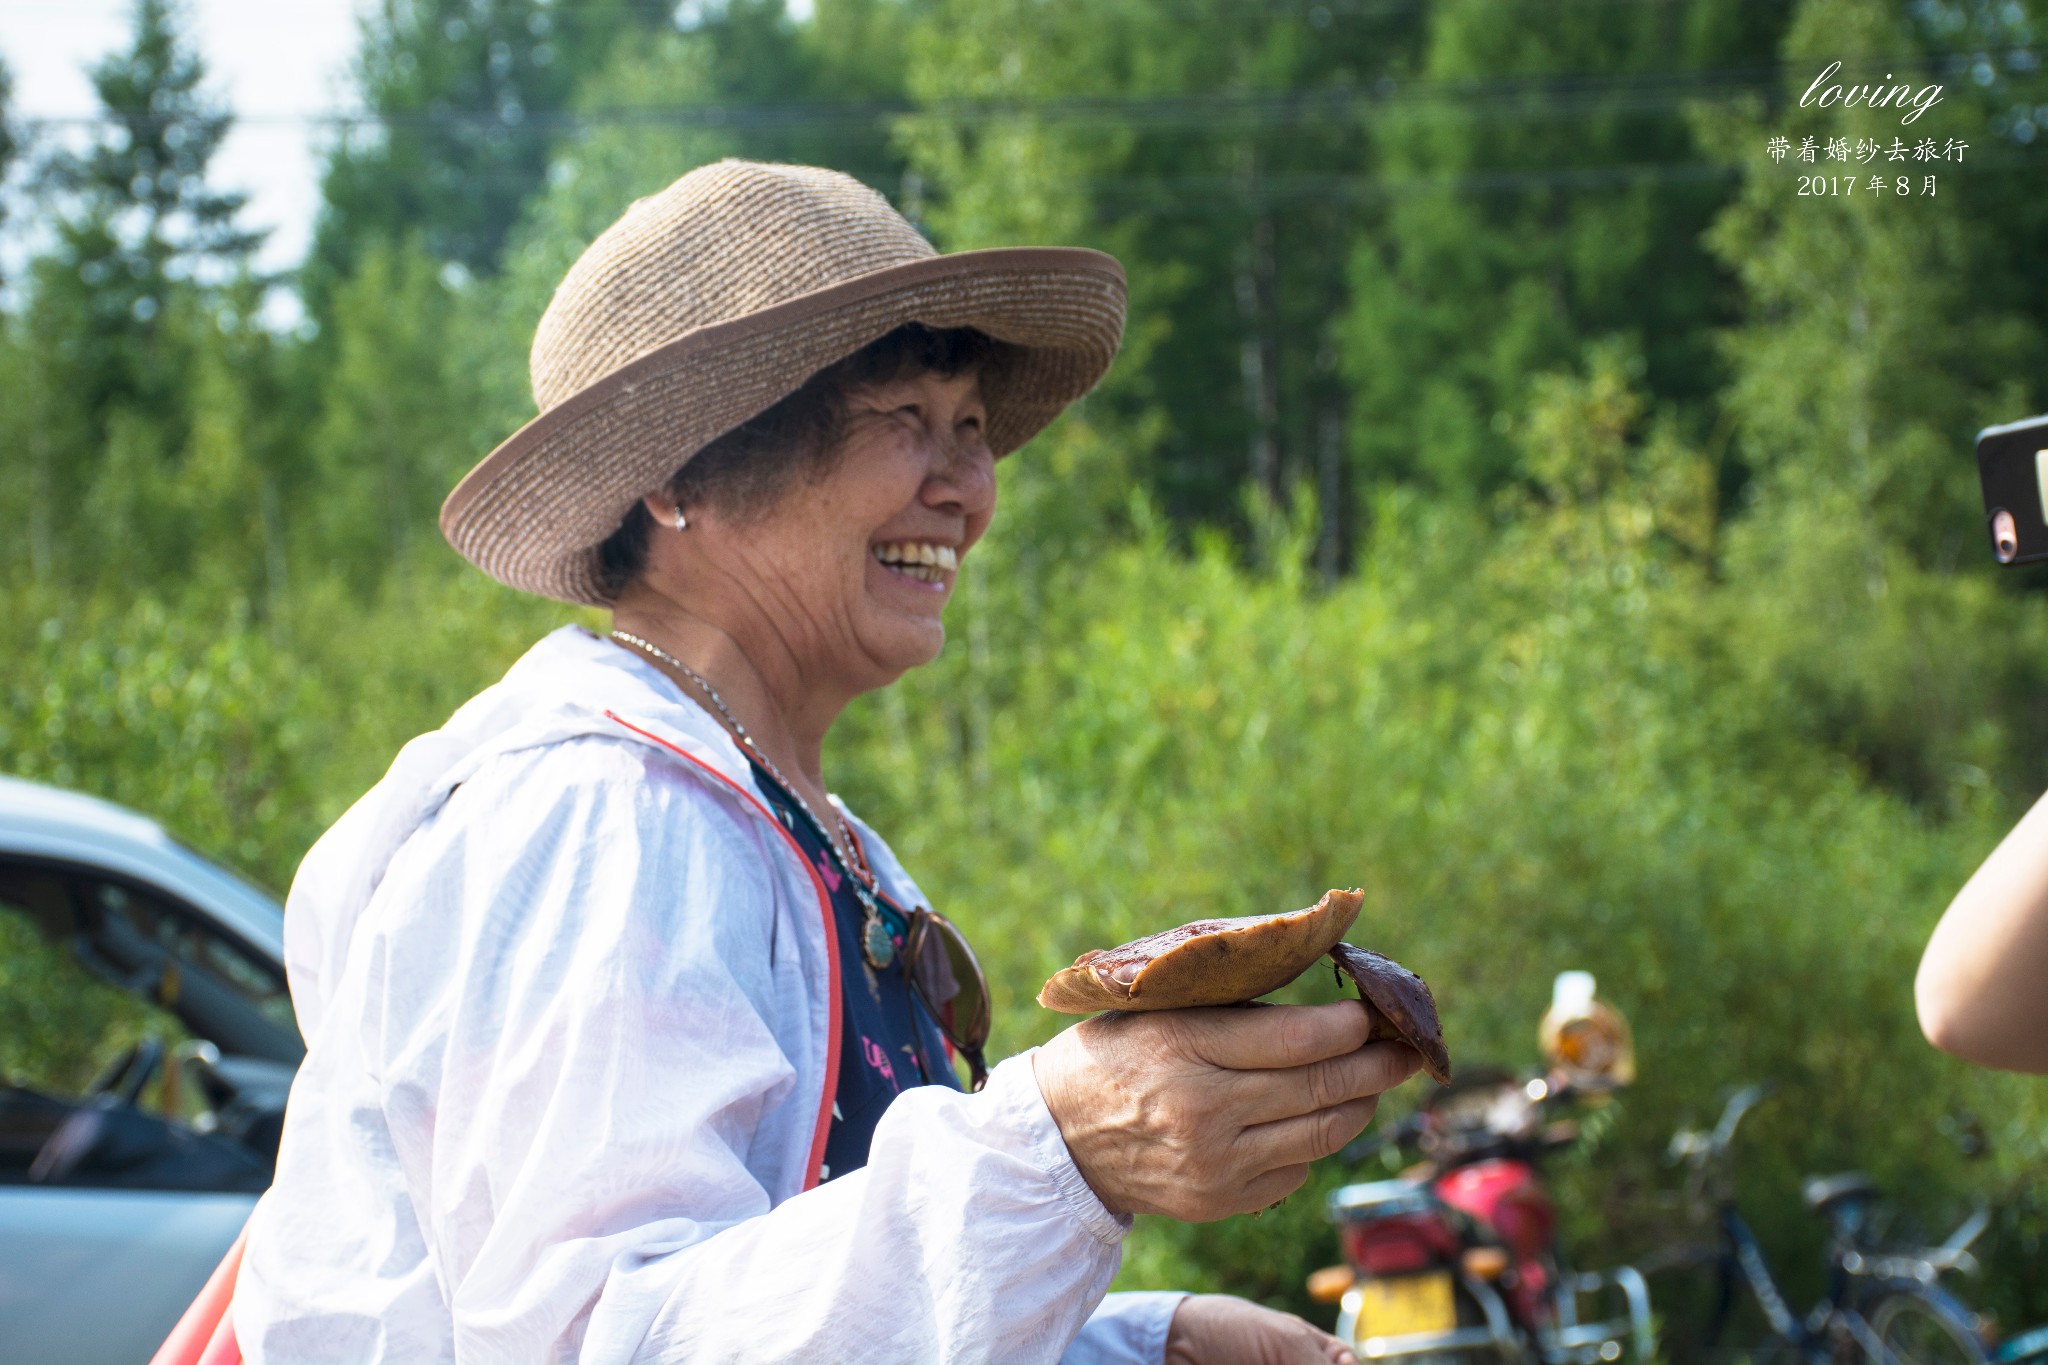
left=12, top=48, right=2035, bottom=136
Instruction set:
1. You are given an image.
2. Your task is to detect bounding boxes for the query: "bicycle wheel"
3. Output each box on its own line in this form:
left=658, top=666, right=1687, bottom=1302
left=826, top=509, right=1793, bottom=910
left=1862, top=1283, right=1989, bottom=1365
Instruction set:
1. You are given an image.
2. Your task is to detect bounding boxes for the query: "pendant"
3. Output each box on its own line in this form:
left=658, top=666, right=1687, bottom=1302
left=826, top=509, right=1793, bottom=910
left=862, top=909, right=896, bottom=970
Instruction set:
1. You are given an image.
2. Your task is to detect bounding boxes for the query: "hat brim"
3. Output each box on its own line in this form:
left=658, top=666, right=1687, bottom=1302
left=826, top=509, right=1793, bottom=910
left=440, top=246, right=1127, bottom=607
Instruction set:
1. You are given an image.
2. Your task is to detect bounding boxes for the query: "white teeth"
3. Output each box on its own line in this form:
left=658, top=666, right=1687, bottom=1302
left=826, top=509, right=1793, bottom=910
left=871, top=542, right=959, bottom=577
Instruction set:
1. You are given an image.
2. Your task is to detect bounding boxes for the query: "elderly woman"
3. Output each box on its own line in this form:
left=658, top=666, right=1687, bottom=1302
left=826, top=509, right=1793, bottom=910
left=232, top=162, right=1420, bottom=1363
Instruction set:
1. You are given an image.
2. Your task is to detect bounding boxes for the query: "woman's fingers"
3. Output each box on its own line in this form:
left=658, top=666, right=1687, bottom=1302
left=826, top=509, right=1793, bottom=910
left=1173, top=1000, right=1377, bottom=1071
left=1239, top=1162, right=1315, bottom=1214
left=1241, top=1094, right=1383, bottom=1172
left=1037, top=1004, right=1417, bottom=1223
left=1224, top=1040, right=1423, bottom=1124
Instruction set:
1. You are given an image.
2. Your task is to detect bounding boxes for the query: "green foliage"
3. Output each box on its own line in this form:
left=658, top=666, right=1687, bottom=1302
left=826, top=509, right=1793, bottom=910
left=1339, top=0, right=1788, bottom=497
left=306, top=239, right=485, bottom=577
left=827, top=434, right=2048, bottom=1323
left=8, top=0, right=279, bottom=595
left=310, top=0, right=672, bottom=289
left=309, top=0, right=911, bottom=298
left=1704, top=0, right=2044, bottom=565
left=5, top=0, right=2048, bottom=1340
left=901, top=0, right=1423, bottom=559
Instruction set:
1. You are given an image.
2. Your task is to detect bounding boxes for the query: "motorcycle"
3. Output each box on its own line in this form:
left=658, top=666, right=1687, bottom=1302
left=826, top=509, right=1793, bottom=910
left=1306, top=973, right=1654, bottom=1364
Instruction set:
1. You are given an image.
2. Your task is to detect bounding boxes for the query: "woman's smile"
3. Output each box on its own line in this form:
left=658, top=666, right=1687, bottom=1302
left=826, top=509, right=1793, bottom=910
left=869, top=539, right=960, bottom=590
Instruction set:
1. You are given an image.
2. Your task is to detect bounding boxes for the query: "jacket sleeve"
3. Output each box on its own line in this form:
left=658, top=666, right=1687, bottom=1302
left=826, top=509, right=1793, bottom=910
left=314, top=738, right=1134, bottom=1363
left=1062, top=1293, right=1186, bottom=1365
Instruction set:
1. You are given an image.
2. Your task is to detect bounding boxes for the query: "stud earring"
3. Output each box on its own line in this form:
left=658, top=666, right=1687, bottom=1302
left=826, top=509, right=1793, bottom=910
left=673, top=505, right=688, bottom=532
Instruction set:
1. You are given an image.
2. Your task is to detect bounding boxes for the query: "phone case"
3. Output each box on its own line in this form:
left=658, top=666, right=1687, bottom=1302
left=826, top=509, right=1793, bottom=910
left=1976, top=414, right=2048, bottom=565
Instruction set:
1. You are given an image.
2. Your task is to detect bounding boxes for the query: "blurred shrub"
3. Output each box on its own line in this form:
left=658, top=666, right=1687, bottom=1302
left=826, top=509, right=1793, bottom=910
left=2, top=373, right=2044, bottom=1328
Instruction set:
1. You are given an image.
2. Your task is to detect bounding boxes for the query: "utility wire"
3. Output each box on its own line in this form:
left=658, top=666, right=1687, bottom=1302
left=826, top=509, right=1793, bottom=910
left=12, top=48, right=2035, bottom=136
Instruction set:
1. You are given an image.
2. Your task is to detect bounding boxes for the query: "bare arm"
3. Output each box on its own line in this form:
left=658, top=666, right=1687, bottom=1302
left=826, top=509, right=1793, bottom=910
left=1916, top=788, right=2048, bottom=1072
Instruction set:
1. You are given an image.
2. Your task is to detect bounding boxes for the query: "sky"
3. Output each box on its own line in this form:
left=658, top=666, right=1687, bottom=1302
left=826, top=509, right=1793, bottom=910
left=0, top=0, right=365, bottom=275
left=0, top=0, right=821, bottom=281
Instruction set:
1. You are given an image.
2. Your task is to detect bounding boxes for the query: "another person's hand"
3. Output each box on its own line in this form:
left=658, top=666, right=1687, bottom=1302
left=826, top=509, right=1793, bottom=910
left=1164, top=1294, right=1357, bottom=1365
left=1033, top=1001, right=1422, bottom=1221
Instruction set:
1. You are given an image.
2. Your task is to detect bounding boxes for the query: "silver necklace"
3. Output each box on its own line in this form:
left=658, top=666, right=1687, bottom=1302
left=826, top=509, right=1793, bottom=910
left=609, top=630, right=897, bottom=969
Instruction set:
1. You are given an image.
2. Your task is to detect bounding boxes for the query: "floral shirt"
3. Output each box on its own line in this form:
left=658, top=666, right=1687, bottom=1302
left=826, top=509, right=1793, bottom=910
left=744, top=759, right=961, bottom=1181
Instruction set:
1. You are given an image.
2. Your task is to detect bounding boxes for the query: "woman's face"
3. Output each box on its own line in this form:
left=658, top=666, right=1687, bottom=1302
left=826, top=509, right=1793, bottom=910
left=678, top=365, right=996, bottom=696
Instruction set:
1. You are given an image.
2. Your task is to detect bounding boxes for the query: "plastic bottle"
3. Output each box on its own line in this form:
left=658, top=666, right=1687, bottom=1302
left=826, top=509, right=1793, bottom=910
left=1538, top=970, right=1636, bottom=1090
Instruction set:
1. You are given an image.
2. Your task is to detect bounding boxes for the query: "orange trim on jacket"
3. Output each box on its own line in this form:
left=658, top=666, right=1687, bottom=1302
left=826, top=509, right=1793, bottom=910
left=603, top=709, right=844, bottom=1191
left=149, top=1225, right=246, bottom=1365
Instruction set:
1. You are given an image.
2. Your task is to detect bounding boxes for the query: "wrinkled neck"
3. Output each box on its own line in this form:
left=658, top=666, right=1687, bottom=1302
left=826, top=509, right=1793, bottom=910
left=609, top=582, right=845, bottom=795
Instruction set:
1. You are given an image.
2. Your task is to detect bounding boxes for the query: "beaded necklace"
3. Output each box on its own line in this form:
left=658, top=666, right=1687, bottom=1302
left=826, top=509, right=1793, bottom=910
left=610, top=629, right=898, bottom=969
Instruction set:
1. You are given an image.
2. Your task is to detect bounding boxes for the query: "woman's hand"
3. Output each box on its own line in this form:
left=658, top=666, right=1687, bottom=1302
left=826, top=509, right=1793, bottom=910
left=1164, top=1294, right=1357, bottom=1365
left=1033, top=1001, right=1422, bottom=1221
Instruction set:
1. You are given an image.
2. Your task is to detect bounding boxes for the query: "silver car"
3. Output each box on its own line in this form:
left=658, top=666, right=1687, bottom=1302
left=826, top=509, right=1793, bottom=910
left=0, top=775, right=300, bottom=1365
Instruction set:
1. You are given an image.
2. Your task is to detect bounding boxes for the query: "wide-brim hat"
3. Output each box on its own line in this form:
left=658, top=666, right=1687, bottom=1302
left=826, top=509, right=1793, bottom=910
left=440, top=159, right=1128, bottom=606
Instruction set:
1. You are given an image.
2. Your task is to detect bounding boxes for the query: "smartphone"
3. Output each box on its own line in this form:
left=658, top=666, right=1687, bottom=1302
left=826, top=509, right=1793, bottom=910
left=1977, top=414, right=2048, bottom=564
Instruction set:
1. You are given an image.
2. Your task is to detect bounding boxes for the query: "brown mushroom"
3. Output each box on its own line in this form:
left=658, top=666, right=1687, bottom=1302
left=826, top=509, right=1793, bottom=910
left=1036, top=888, right=1451, bottom=1085
left=1037, top=889, right=1364, bottom=1013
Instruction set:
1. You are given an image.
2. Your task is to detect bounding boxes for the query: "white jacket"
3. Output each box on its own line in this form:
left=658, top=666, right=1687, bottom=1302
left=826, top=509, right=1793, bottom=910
left=235, top=626, right=1181, bottom=1362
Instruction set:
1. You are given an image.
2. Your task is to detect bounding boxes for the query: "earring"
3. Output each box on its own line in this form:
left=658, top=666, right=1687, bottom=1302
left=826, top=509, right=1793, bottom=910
left=672, top=505, right=688, bottom=532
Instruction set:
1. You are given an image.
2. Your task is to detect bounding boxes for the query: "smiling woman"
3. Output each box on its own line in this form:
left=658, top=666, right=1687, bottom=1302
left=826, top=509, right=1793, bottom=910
left=181, top=160, right=1416, bottom=1365
left=593, top=322, right=999, bottom=600
left=608, top=337, right=999, bottom=733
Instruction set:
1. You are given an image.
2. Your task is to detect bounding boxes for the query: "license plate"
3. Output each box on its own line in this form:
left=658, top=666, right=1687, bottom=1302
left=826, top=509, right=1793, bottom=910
left=1357, top=1271, right=1456, bottom=1339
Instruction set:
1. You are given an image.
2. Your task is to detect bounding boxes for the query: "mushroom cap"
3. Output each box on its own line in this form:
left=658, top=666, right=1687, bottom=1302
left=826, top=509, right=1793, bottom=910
left=1037, top=888, right=1364, bottom=1013
left=1330, top=942, right=1453, bottom=1086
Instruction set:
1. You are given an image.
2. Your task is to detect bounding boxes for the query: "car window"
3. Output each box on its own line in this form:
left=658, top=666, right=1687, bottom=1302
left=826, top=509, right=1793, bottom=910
left=83, top=879, right=296, bottom=1038
left=0, top=865, right=181, bottom=1099
left=0, top=859, right=300, bottom=1083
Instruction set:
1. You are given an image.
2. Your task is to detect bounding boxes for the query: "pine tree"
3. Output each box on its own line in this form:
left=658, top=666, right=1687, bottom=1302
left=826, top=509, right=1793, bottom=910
left=46, top=0, right=262, bottom=283
left=0, top=57, right=19, bottom=250
left=34, top=0, right=262, bottom=437
left=12, top=0, right=268, bottom=587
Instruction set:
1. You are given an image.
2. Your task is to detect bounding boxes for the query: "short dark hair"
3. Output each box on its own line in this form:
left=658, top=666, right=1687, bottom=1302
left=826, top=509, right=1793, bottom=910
left=595, top=323, right=999, bottom=598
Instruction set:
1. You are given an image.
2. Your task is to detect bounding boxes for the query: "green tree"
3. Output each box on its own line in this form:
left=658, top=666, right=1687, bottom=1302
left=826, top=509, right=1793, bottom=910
left=309, top=0, right=675, bottom=294
left=1702, top=0, right=2048, bottom=805
left=34, top=0, right=261, bottom=439
left=475, top=1, right=928, bottom=442
left=306, top=239, right=483, bottom=580
left=0, top=61, right=27, bottom=574
left=902, top=0, right=1432, bottom=566
left=680, top=0, right=923, bottom=181
left=1337, top=0, right=1788, bottom=501
left=0, top=56, right=18, bottom=249
left=4, top=0, right=265, bottom=588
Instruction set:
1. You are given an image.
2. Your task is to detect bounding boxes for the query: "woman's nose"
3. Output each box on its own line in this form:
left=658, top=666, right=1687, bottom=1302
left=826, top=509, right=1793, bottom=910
left=925, top=439, right=996, bottom=516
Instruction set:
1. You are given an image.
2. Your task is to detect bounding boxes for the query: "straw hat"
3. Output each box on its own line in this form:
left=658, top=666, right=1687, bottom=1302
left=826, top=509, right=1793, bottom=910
left=440, top=159, right=1128, bottom=606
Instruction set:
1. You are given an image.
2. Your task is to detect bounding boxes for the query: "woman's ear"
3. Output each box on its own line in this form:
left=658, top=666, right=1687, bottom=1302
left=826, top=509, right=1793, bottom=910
left=644, top=493, right=687, bottom=533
